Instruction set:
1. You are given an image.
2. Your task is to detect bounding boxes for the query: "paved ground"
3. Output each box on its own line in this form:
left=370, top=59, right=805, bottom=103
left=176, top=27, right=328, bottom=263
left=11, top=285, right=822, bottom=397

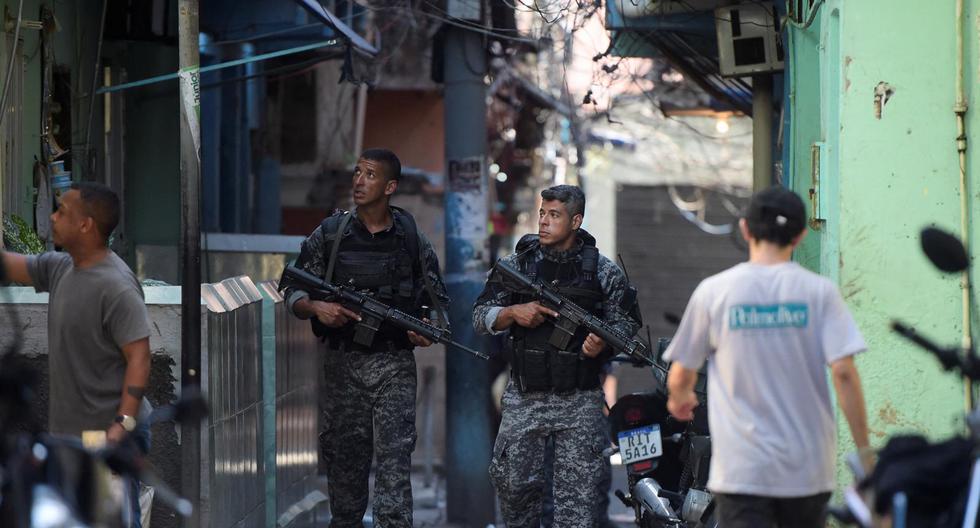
left=308, top=464, right=638, bottom=527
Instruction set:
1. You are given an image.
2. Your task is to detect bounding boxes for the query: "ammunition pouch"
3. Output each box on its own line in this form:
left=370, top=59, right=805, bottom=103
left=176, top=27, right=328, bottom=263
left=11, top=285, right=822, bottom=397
left=511, top=345, right=603, bottom=393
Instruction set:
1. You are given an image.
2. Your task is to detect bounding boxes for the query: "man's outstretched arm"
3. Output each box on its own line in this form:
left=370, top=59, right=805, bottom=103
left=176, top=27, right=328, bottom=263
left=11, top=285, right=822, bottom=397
left=0, top=250, right=32, bottom=285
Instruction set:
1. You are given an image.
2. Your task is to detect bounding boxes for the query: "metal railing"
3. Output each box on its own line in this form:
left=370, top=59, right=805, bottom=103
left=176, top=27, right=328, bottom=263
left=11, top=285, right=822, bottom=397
left=0, top=274, right=327, bottom=528
left=201, top=276, right=266, bottom=528
left=258, top=280, right=323, bottom=527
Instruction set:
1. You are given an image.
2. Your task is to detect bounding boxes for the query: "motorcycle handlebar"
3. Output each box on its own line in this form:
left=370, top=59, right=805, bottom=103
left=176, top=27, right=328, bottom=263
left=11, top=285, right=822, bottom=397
left=890, top=320, right=980, bottom=379
left=33, top=432, right=195, bottom=518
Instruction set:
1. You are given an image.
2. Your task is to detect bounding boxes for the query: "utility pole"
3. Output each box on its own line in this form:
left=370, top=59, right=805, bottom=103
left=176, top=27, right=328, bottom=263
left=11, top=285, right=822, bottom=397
left=442, top=4, right=495, bottom=524
left=752, top=73, right=773, bottom=191
left=178, top=1, right=201, bottom=526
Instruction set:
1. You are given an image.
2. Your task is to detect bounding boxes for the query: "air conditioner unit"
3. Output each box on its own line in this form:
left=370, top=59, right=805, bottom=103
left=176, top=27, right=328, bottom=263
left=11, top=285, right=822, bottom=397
left=619, top=0, right=720, bottom=19
left=715, top=3, right=784, bottom=77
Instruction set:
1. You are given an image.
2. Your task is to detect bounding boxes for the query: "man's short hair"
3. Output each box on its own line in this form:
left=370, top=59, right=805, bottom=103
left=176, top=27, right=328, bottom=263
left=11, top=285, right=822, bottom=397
left=540, top=185, right=586, bottom=218
left=744, top=185, right=806, bottom=246
left=360, top=148, right=401, bottom=182
left=70, top=182, right=120, bottom=241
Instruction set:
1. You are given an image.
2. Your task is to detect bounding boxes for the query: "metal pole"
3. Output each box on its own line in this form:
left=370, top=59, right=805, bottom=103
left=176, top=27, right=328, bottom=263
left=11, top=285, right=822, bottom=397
left=82, top=0, right=108, bottom=180
left=752, top=73, right=773, bottom=190
left=443, top=24, right=495, bottom=527
left=178, top=1, right=201, bottom=527
left=955, top=0, right=974, bottom=411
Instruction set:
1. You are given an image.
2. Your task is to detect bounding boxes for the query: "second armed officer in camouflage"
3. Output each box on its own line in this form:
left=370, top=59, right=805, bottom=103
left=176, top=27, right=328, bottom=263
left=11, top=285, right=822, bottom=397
left=474, top=184, right=641, bottom=528
left=283, top=148, right=449, bottom=528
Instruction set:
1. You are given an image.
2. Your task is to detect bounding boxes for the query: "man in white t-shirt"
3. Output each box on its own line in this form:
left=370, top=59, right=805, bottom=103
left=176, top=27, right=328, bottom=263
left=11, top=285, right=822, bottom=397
left=663, top=186, right=870, bottom=528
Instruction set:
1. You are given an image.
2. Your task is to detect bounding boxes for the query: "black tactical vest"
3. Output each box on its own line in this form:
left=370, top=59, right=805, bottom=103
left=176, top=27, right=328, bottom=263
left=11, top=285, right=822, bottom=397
left=314, top=209, right=422, bottom=349
left=509, top=230, right=607, bottom=392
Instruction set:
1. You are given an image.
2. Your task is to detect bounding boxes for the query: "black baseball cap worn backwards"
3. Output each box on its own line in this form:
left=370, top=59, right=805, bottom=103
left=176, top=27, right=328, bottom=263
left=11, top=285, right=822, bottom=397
left=745, top=185, right=806, bottom=232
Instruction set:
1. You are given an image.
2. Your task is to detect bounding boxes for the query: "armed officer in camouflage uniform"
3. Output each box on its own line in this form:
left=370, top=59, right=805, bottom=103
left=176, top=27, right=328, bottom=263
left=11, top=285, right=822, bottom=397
left=474, top=185, right=641, bottom=528
left=283, top=148, right=449, bottom=528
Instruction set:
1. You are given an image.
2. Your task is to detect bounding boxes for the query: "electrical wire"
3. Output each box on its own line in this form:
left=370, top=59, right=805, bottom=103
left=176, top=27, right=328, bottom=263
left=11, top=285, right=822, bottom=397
left=512, top=0, right=575, bottom=25
left=784, top=0, right=825, bottom=30
left=667, top=185, right=737, bottom=236
left=672, top=0, right=779, bottom=30
left=626, top=74, right=751, bottom=141
left=83, top=0, right=109, bottom=178
left=199, top=54, right=341, bottom=90
left=415, top=0, right=532, bottom=35
left=207, top=23, right=327, bottom=47
left=414, top=1, right=539, bottom=44
left=0, top=0, right=24, bottom=131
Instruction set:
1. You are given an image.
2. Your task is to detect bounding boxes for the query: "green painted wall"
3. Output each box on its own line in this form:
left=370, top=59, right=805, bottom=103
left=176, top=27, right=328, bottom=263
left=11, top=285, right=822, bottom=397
left=788, top=0, right=974, bottom=491
left=785, top=6, right=824, bottom=273
left=1, top=1, right=180, bottom=263
left=118, top=41, right=180, bottom=252
left=2, top=0, right=102, bottom=216
left=14, top=0, right=42, bottom=217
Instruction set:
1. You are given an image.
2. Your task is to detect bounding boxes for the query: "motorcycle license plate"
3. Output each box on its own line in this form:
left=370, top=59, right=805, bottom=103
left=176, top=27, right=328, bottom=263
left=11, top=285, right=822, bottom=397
left=617, top=424, right=663, bottom=465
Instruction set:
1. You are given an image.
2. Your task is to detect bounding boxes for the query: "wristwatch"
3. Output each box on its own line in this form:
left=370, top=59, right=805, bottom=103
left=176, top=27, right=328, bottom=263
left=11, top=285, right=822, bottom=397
left=114, top=414, right=137, bottom=432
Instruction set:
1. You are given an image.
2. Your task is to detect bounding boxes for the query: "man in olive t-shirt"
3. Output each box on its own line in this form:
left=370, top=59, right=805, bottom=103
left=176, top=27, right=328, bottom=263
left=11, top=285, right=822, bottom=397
left=26, top=249, right=151, bottom=436
left=1, top=182, right=151, bottom=527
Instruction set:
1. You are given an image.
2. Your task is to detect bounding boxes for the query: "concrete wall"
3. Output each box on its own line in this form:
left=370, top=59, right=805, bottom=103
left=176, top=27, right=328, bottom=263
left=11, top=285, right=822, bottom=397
left=614, top=185, right=749, bottom=398
left=786, top=1, right=975, bottom=488
left=363, top=90, right=445, bottom=175
left=279, top=62, right=359, bottom=216
left=582, top=96, right=753, bottom=261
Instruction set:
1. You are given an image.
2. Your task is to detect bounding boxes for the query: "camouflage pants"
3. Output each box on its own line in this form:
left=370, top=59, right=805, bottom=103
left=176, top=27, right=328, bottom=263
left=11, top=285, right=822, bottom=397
left=489, top=381, right=607, bottom=528
left=320, top=347, right=417, bottom=528
left=541, top=425, right=615, bottom=528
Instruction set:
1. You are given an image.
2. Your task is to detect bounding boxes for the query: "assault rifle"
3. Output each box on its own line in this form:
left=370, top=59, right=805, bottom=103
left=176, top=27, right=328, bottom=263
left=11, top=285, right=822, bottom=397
left=492, top=259, right=652, bottom=365
left=279, top=265, right=488, bottom=360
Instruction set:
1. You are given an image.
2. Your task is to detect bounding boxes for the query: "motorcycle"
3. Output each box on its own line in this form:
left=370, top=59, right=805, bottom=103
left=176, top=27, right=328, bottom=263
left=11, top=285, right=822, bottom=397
left=0, top=354, right=206, bottom=527
left=829, top=227, right=980, bottom=528
left=607, top=336, right=717, bottom=528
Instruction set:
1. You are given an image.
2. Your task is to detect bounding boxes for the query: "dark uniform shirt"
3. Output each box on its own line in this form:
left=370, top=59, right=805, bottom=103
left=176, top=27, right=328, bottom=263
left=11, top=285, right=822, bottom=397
left=284, top=207, right=450, bottom=324
left=473, top=239, right=638, bottom=344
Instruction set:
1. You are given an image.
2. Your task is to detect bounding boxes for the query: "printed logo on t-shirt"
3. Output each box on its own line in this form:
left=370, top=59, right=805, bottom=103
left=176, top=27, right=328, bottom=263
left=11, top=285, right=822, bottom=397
left=729, top=303, right=809, bottom=329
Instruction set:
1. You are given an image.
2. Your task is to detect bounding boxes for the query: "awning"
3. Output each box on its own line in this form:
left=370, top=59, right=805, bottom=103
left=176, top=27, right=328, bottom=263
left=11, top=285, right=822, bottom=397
left=490, top=63, right=573, bottom=118
left=293, top=0, right=378, bottom=57
left=606, top=2, right=753, bottom=116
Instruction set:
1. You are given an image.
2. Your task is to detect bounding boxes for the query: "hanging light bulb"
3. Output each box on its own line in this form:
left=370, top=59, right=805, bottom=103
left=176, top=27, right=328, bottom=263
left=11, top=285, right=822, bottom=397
left=715, top=117, right=730, bottom=134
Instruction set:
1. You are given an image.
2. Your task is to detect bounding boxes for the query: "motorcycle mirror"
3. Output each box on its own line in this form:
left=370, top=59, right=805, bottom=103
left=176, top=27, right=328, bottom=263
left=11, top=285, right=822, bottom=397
left=149, top=386, right=209, bottom=425
left=921, top=227, right=969, bottom=273
left=175, top=386, right=209, bottom=423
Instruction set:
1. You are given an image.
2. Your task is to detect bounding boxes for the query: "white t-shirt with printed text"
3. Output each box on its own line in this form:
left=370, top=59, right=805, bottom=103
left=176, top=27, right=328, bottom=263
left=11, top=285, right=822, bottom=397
left=663, top=261, right=866, bottom=497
